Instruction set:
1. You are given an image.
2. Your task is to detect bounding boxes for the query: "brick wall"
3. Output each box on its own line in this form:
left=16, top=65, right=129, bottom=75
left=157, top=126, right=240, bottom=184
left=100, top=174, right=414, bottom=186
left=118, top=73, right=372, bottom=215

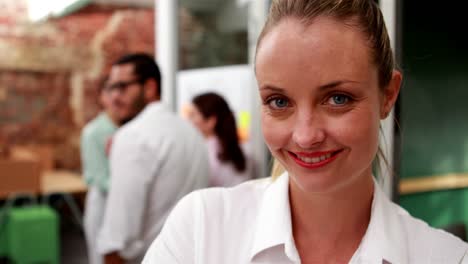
left=0, top=2, right=155, bottom=171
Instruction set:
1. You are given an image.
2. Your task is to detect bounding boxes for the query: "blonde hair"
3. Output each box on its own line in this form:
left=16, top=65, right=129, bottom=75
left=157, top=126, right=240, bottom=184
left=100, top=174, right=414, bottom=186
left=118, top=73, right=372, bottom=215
left=257, top=0, right=395, bottom=89
left=271, top=159, right=285, bottom=180
left=260, top=0, right=396, bottom=180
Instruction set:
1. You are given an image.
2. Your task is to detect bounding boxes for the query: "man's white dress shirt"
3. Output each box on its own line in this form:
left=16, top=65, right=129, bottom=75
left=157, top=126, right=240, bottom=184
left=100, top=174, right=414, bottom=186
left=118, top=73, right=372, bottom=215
left=97, top=102, right=209, bottom=263
left=143, top=172, right=468, bottom=263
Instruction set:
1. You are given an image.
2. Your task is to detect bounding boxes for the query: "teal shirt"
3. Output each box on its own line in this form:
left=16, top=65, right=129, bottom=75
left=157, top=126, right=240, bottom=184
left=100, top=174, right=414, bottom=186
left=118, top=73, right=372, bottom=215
left=80, top=112, right=117, bottom=193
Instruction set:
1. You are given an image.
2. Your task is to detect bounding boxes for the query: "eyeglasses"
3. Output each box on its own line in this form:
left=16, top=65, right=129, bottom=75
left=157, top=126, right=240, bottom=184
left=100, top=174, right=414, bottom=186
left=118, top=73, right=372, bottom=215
left=104, top=79, right=141, bottom=92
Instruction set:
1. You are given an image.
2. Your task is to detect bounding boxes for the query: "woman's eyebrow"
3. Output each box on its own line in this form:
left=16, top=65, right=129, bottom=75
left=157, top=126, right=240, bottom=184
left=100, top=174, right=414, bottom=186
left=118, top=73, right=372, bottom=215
left=319, top=80, right=360, bottom=91
left=259, top=85, right=285, bottom=92
left=260, top=80, right=360, bottom=93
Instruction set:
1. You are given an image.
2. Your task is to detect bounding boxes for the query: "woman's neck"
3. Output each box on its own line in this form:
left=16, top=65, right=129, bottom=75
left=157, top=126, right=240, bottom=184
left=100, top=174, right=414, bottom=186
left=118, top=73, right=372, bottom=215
left=289, top=173, right=374, bottom=263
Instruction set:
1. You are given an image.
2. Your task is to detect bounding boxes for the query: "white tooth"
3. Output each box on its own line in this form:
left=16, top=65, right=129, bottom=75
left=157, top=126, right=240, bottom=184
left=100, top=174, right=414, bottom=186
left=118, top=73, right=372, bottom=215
left=299, top=155, right=332, bottom=164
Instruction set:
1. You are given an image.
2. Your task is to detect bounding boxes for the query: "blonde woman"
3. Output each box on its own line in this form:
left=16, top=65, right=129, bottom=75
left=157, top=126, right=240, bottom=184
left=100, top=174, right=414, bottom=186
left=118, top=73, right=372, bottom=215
left=143, top=0, right=468, bottom=263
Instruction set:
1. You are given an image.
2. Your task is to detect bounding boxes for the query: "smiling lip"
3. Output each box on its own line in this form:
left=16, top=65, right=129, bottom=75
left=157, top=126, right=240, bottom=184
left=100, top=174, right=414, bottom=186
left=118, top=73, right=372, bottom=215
left=288, top=150, right=342, bottom=169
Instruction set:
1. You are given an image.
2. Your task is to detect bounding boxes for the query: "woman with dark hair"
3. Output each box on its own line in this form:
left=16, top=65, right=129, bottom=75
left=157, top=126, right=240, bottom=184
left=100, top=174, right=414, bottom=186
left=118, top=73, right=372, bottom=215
left=188, top=92, right=250, bottom=187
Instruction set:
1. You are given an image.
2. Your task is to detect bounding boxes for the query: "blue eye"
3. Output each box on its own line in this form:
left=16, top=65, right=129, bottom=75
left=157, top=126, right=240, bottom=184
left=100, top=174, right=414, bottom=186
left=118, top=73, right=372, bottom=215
left=268, top=97, right=289, bottom=109
left=330, top=94, right=349, bottom=105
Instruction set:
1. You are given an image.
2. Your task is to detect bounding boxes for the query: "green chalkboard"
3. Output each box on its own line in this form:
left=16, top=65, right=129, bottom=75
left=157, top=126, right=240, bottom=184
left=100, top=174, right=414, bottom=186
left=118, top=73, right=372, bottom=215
left=400, top=2, right=468, bottom=179
left=399, top=2, right=468, bottom=233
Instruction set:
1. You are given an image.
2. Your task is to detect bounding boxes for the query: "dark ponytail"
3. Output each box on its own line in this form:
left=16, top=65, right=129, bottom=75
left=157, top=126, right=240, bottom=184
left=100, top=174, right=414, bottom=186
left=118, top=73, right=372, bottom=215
left=192, top=92, right=246, bottom=172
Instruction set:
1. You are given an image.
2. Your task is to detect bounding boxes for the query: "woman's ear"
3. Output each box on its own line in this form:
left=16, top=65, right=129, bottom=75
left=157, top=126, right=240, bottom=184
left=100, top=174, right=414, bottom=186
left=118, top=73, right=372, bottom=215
left=207, top=116, right=217, bottom=131
left=381, top=70, right=402, bottom=119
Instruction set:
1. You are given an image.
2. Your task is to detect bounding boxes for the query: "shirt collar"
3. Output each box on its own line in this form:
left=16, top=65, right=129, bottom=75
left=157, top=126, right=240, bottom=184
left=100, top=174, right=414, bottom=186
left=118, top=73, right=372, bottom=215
left=134, top=101, right=169, bottom=120
left=250, top=173, right=408, bottom=264
left=250, top=172, right=299, bottom=262
left=352, top=179, right=408, bottom=264
left=143, top=101, right=166, bottom=113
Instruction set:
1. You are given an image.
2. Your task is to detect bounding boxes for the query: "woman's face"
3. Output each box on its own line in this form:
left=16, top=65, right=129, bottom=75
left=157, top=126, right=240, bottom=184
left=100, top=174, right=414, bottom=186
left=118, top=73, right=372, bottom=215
left=187, top=104, right=215, bottom=137
left=256, top=17, right=400, bottom=194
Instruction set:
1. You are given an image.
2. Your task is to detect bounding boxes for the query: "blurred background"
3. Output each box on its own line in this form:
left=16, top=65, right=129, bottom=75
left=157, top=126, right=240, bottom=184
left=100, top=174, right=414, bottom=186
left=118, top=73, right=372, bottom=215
left=0, top=0, right=467, bottom=263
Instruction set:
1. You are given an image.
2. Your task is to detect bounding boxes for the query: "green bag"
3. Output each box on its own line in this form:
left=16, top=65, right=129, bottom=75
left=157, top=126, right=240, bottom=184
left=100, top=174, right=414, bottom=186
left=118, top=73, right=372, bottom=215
left=0, top=194, right=59, bottom=264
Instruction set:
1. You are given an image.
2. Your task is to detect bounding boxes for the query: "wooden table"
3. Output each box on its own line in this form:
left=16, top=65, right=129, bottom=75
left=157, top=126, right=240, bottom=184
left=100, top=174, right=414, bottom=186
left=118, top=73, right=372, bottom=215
left=40, top=170, right=87, bottom=228
left=1, top=170, right=87, bottom=228
left=1, top=169, right=87, bottom=200
left=41, top=170, right=87, bottom=195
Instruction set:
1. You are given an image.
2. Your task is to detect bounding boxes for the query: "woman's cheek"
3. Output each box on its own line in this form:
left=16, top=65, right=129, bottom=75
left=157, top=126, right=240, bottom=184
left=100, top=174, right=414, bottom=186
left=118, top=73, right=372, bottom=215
left=334, top=108, right=380, bottom=160
left=261, top=112, right=292, bottom=150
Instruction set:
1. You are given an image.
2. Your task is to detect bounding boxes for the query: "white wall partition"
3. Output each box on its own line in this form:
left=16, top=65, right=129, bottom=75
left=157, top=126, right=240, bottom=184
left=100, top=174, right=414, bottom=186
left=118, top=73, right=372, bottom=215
left=379, top=0, right=398, bottom=199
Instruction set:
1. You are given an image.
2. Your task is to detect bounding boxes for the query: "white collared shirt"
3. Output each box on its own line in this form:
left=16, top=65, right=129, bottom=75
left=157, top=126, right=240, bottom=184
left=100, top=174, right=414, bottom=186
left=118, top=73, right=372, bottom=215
left=143, top=172, right=468, bottom=264
left=97, top=102, right=209, bottom=263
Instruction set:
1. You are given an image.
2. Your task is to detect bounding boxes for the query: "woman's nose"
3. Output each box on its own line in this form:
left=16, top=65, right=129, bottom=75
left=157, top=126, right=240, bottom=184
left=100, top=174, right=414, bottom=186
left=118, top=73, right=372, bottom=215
left=291, top=113, right=326, bottom=149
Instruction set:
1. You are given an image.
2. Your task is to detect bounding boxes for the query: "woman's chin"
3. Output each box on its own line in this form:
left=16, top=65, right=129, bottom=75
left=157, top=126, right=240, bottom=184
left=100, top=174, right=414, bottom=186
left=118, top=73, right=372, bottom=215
left=288, top=166, right=373, bottom=196
left=289, top=170, right=344, bottom=194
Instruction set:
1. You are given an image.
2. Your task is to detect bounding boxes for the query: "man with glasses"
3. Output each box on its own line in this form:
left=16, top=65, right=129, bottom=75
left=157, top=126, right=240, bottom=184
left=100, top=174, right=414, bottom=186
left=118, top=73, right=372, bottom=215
left=82, top=56, right=151, bottom=264
left=96, top=53, right=209, bottom=264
